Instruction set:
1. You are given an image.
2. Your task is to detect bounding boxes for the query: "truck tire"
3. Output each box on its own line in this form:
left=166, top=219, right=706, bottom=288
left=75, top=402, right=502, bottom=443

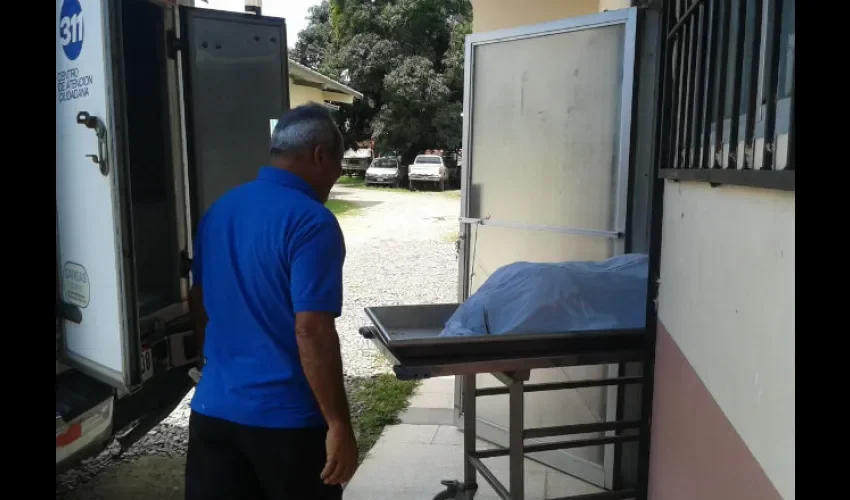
left=438, top=180, right=445, bottom=192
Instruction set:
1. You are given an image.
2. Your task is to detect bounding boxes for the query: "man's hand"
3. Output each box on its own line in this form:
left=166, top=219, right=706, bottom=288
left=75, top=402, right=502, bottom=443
left=321, top=424, right=358, bottom=485
left=294, top=311, right=357, bottom=485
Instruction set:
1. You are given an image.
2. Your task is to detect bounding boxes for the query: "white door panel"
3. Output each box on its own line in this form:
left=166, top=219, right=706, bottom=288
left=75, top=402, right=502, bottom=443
left=56, top=0, right=129, bottom=388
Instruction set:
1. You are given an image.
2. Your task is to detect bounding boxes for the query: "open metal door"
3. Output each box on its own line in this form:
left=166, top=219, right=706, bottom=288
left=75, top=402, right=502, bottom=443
left=178, top=7, right=289, bottom=233
left=455, top=8, right=638, bottom=489
left=56, top=0, right=134, bottom=390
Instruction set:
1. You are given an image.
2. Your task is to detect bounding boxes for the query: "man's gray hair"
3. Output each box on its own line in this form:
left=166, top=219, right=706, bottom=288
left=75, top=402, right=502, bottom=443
left=270, top=103, right=342, bottom=157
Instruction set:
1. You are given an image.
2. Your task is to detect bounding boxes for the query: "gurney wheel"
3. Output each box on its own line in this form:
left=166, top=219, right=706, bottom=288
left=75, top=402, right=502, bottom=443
left=432, top=489, right=463, bottom=500
left=432, top=480, right=473, bottom=500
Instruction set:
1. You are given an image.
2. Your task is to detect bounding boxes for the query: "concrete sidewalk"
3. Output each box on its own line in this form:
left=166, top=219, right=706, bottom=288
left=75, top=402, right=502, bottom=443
left=343, top=376, right=603, bottom=500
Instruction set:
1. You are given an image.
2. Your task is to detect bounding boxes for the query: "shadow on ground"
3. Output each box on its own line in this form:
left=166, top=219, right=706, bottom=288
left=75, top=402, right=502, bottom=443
left=59, top=455, right=187, bottom=500
left=56, top=376, right=415, bottom=500
left=326, top=196, right=384, bottom=210
left=56, top=422, right=189, bottom=500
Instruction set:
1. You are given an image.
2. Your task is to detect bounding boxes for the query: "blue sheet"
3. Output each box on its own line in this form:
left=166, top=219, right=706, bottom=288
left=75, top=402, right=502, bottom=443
left=439, top=254, right=649, bottom=337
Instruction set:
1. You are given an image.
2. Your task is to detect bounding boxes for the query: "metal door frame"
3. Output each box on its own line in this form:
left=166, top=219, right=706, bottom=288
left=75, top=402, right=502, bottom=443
left=453, top=7, right=639, bottom=489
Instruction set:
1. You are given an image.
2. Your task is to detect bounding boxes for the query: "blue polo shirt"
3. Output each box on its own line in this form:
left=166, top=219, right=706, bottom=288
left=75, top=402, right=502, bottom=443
left=189, top=167, right=345, bottom=429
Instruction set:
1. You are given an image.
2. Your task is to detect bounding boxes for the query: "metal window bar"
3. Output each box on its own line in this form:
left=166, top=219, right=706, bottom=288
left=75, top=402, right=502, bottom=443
left=741, top=0, right=764, bottom=169
left=659, top=0, right=795, bottom=190
left=689, top=1, right=709, bottom=169
left=670, top=0, right=690, bottom=169
left=709, top=0, right=731, bottom=168
left=726, top=0, right=750, bottom=169
left=699, top=0, right=721, bottom=169
left=657, top=0, right=677, bottom=173
left=786, top=51, right=795, bottom=171
left=760, top=0, right=786, bottom=170
left=680, top=2, right=698, bottom=168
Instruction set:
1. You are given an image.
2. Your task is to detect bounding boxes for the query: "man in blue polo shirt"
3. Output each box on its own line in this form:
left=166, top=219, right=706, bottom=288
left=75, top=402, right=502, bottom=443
left=184, top=104, right=356, bottom=500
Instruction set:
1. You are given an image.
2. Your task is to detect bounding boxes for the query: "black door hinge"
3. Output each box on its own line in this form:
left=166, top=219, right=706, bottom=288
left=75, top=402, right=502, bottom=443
left=167, top=30, right=185, bottom=59
left=180, top=250, right=193, bottom=278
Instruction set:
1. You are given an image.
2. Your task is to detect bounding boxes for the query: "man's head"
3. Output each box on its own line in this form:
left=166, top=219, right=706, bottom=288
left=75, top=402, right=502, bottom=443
left=269, top=103, right=344, bottom=203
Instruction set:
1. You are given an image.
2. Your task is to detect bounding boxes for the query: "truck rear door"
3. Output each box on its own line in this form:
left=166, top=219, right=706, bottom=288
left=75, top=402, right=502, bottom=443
left=178, top=6, right=290, bottom=233
left=56, top=0, right=135, bottom=390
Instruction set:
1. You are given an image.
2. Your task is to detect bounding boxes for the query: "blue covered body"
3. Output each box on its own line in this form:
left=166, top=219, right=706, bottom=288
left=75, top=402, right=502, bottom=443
left=439, top=254, right=649, bottom=338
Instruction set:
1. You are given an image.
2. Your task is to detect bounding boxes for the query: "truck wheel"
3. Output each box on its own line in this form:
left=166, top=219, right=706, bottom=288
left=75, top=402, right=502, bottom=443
left=409, top=181, right=415, bottom=191
left=438, top=180, right=445, bottom=192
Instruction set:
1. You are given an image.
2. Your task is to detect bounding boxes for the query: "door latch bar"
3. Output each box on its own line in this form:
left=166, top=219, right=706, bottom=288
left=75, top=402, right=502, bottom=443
left=76, top=111, right=109, bottom=176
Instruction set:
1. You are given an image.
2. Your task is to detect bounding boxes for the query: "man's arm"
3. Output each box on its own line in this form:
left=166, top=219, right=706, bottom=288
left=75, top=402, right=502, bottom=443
left=189, top=219, right=206, bottom=362
left=188, top=285, right=207, bottom=358
left=295, top=312, right=350, bottom=429
left=290, top=219, right=356, bottom=484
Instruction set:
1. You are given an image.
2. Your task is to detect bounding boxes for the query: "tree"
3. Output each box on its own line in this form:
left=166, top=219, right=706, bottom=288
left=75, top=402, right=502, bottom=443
left=292, top=1, right=334, bottom=70
left=292, top=0, right=472, bottom=159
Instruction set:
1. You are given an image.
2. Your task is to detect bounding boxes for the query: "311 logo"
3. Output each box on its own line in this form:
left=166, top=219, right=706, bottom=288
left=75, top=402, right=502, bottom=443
left=59, top=0, right=84, bottom=61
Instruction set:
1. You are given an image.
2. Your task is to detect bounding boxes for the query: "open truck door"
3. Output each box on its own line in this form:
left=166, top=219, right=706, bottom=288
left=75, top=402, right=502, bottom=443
left=56, top=0, right=136, bottom=390
left=57, top=0, right=290, bottom=469
left=57, top=0, right=289, bottom=392
left=178, top=6, right=290, bottom=233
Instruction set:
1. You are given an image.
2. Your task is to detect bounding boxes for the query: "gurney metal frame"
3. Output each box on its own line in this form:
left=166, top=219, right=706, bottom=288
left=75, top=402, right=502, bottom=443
left=359, top=304, right=647, bottom=500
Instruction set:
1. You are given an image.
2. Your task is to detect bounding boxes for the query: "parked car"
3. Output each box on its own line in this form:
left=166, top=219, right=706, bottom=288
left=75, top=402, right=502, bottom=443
left=409, top=154, right=457, bottom=191
left=365, top=157, right=407, bottom=187
left=342, top=148, right=374, bottom=177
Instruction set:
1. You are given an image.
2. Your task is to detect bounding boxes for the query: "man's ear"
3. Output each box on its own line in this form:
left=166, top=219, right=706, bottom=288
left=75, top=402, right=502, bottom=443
left=312, top=144, right=324, bottom=167
left=313, top=144, right=325, bottom=165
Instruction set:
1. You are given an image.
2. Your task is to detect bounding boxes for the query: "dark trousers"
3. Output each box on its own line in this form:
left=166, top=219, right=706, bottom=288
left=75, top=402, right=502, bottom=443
left=185, top=411, right=342, bottom=500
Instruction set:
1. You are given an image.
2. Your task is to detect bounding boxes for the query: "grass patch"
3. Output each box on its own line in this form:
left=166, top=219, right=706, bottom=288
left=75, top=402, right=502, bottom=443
left=336, top=177, right=412, bottom=194
left=325, top=199, right=359, bottom=217
left=336, top=176, right=364, bottom=186
left=442, top=230, right=459, bottom=244
left=366, top=185, right=411, bottom=194
left=347, top=374, right=419, bottom=462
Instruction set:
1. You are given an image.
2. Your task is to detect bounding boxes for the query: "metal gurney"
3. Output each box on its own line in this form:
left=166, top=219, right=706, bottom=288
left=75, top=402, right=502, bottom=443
left=358, top=303, right=647, bottom=500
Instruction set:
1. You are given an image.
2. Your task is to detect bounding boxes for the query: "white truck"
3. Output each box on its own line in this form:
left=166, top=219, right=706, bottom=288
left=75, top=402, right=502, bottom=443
left=56, top=0, right=290, bottom=472
left=408, top=153, right=458, bottom=191
left=342, top=147, right=374, bottom=177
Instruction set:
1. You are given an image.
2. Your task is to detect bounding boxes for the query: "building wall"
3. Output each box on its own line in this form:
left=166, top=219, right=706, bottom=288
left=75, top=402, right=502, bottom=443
left=651, top=181, right=795, bottom=500
left=288, top=81, right=355, bottom=108
left=289, top=79, right=325, bottom=108
left=470, top=0, right=630, bottom=33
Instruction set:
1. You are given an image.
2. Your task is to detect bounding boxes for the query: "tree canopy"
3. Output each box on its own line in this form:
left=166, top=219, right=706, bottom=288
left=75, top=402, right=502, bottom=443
left=292, top=0, right=471, bottom=161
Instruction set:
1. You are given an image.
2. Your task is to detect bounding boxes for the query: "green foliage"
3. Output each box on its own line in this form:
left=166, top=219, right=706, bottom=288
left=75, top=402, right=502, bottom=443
left=292, top=1, right=334, bottom=69
left=324, top=199, right=359, bottom=217
left=292, top=0, right=472, bottom=159
left=347, top=374, right=419, bottom=462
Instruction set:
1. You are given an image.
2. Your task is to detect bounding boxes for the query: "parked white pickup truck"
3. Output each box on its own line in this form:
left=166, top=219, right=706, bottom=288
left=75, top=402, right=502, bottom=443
left=408, top=154, right=452, bottom=191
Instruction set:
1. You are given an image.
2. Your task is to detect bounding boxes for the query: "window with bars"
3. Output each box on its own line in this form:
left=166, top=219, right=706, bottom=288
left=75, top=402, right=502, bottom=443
left=657, top=0, right=795, bottom=191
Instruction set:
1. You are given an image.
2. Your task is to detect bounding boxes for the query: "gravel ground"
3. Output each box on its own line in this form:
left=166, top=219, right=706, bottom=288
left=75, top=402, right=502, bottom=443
left=56, top=184, right=461, bottom=499
left=332, top=185, right=460, bottom=376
